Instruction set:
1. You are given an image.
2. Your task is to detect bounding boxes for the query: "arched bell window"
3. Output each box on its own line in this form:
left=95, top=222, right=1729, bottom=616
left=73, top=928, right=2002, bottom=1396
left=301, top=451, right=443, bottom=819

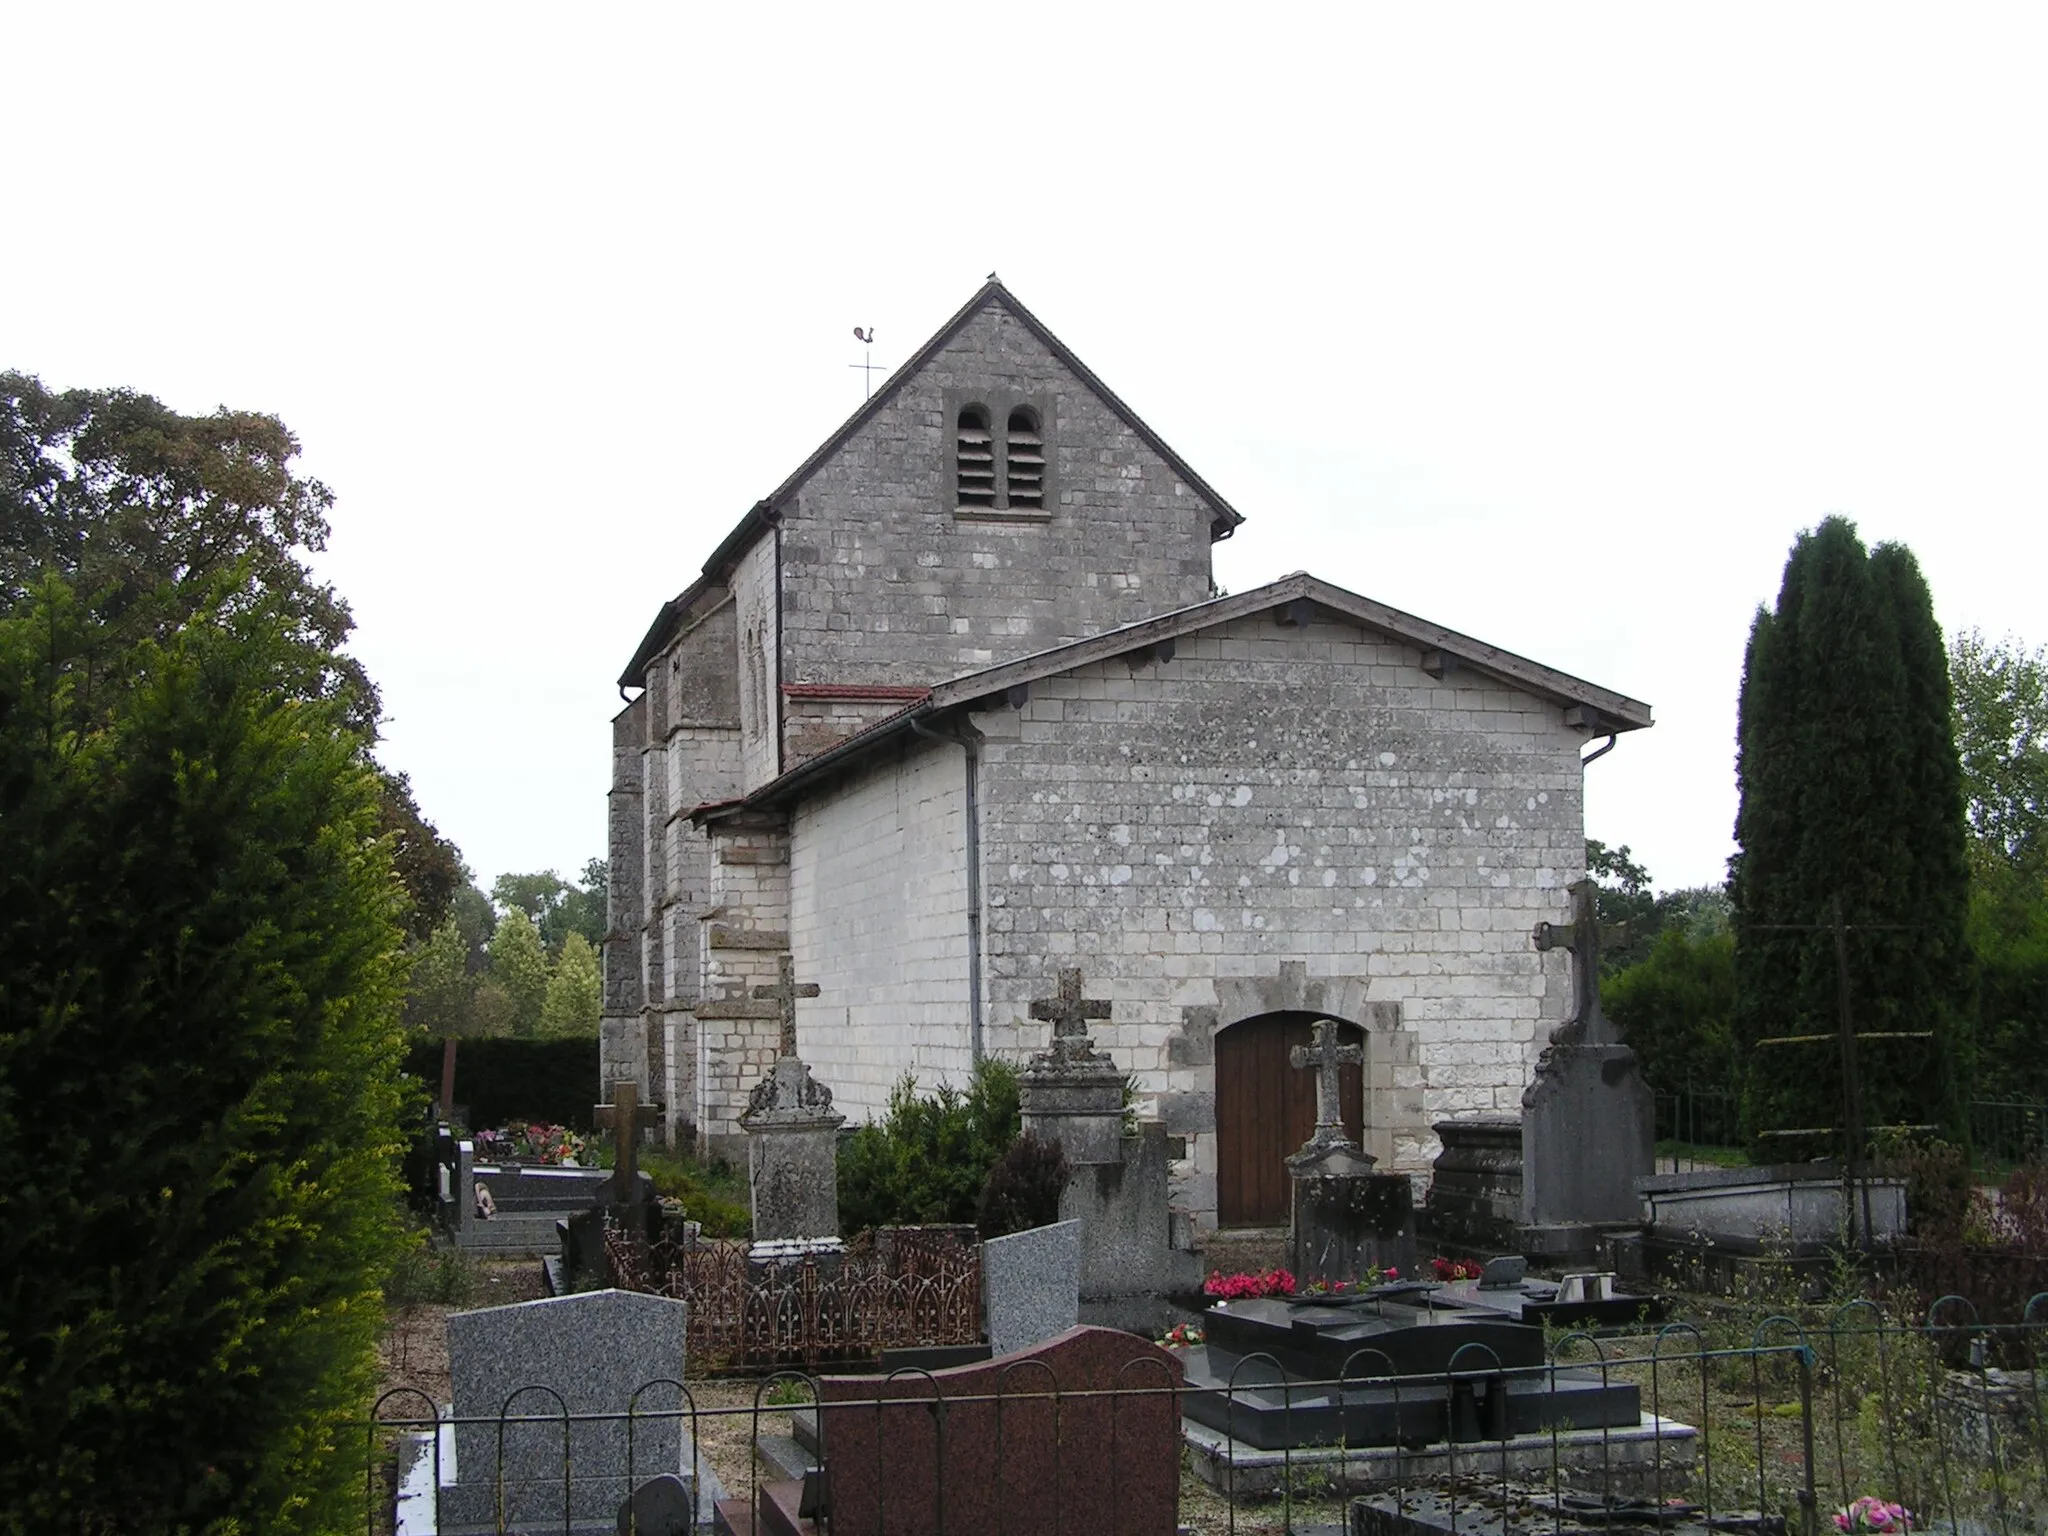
left=955, top=405, right=996, bottom=507
left=1005, top=406, right=1044, bottom=510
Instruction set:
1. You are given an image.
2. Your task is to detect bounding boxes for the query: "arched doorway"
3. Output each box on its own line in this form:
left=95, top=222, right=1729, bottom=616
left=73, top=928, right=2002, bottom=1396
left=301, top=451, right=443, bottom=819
left=1214, top=1011, right=1366, bottom=1228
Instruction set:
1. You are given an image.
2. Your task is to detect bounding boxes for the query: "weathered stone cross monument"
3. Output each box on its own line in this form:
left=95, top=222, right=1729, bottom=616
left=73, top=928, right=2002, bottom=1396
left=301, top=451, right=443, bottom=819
left=752, top=952, right=821, bottom=1059
left=1531, top=878, right=1630, bottom=1047
left=1027, top=966, right=1114, bottom=1071
left=739, top=953, right=842, bottom=1241
left=1289, top=1018, right=1366, bottom=1153
left=1521, top=876, right=1654, bottom=1255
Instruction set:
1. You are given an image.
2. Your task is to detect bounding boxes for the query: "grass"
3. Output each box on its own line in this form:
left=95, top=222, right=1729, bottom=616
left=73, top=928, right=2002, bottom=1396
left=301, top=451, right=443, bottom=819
left=1654, top=1139, right=1751, bottom=1169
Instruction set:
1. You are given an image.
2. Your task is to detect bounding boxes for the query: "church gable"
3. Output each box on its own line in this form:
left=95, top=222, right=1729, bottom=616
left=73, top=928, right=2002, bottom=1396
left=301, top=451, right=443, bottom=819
left=768, top=286, right=1232, bottom=698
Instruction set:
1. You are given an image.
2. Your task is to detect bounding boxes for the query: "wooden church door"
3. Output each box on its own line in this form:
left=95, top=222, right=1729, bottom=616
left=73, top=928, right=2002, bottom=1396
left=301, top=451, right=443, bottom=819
left=1214, top=1013, right=1366, bottom=1228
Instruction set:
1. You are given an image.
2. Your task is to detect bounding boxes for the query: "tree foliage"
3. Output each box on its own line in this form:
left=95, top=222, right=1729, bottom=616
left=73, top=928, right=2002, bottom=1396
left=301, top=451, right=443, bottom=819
left=1730, top=517, right=1972, bottom=1151
left=1950, top=629, right=2048, bottom=883
left=491, top=860, right=607, bottom=958
left=540, top=932, right=602, bottom=1037
left=0, top=579, right=409, bottom=1533
left=486, top=908, right=550, bottom=1038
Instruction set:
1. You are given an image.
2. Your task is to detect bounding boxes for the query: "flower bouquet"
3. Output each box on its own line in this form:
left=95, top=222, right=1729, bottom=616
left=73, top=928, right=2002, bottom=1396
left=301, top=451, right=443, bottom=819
left=1157, top=1322, right=1205, bottom=1349
left=1833, top=1497, right=1912, bottom=1532
left=1300, top=1265, right=1399, bottom=1297
left=1204, top=1268, right=1297, bottom=1301
left=1430, top=1256, right=1483, bottom=1282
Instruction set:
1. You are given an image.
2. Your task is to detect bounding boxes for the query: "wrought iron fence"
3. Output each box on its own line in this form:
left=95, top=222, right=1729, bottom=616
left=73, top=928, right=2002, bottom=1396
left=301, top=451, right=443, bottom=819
left=1972, top=1100, right=2048, bottom=1168
left=360, top=1297, right=2048, bottom=1536
left=1656, top=1088, right=2048, bottom=1172
left=602, top=1224, right=983, bottom=1372
left=1654, top=1083, right=1745, bottom=1157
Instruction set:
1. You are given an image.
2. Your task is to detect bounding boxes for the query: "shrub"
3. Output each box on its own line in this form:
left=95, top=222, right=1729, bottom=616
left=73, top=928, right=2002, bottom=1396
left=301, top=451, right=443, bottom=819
left=976, top=1130, right=1071, bottom=1238
left=641, top=1148, right=751, bottom=1238
left=838, top=1058, right=1022, bottom=1235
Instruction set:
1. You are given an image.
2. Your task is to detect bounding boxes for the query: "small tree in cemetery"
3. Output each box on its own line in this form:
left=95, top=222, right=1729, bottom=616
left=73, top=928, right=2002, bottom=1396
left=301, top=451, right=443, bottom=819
left=0, top=373, right=414, bottom=1533
left=1730, top=516, right=1973, bottom=1151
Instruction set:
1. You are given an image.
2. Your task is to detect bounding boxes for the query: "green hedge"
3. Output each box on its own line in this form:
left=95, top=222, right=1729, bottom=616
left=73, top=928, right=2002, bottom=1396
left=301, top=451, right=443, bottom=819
left=404, top=1036, right=600, bottom=1131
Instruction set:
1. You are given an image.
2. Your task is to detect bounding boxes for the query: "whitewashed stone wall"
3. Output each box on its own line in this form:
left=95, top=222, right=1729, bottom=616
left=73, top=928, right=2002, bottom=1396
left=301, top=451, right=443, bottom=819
left=970, top=609, right=1587, bottom=1224
left=788, top=736, right=975, bottom=1124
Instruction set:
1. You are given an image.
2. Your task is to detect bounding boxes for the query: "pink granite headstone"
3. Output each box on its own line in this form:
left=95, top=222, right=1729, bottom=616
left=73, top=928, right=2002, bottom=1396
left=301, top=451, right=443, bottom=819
left=815, top=1325, right=1183, bottom=1536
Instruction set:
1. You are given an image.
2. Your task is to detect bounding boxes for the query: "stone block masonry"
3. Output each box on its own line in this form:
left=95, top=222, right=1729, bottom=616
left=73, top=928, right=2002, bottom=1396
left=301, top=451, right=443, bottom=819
left=971, top=609, right=1586, bottom=1220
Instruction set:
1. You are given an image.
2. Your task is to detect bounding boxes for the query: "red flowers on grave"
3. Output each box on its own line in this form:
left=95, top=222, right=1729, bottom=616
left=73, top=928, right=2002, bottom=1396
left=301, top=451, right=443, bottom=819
left=1204, top=1268, right=1297, bottom=1300
left=1834, top=1497, right=1912, bottom=1532
left=1430, top=1256, right=1483, bottom=1282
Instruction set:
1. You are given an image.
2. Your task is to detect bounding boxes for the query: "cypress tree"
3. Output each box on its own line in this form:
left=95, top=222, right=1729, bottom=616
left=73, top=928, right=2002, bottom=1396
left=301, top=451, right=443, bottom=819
left=1731, top=517, right=1972, bottom=1153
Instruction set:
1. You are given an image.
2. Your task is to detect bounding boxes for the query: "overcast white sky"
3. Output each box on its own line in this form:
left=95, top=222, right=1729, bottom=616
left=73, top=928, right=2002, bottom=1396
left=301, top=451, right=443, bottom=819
left=8, top=6, right=2044, bottom=895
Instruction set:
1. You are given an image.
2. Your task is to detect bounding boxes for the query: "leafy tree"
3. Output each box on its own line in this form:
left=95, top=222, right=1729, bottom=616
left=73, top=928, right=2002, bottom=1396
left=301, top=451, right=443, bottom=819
left=375, top=769, right=463, bottom=940
left=1606, top=928, right=1738, bottom=1095
left=487, top=908, right=550, bottom=1037
left=540, top=932, right=603, bottom=1037
left=405, top=918, right=476, bottom=1037
left=1730, top=517, right=1972, bottom=1152
left=1587, top=839, right=1658, bottom=972
left=450, top=879, right=498, bottom=972
left=493, top=861, right=607, bottom=957
left=0, top=576, right=408, bottom=1532
left=1951, top=629, right=2048, bottom=899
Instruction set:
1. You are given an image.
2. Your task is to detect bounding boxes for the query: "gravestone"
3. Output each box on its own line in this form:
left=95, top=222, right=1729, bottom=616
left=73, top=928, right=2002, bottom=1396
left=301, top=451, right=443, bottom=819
left=1018, top=968, right=1201, bottom=1329
left=739, top=955, right=844, bottom=1241
left=1520, top=880, right=1654, bottom=1259
left=1287, top=1021, right=1418, bottom=1285
left=982, top=1217, right=1082, bottom=1356
left=724, top=1325, right=1183, bottom=1536
left=439, top=1289, right=713, bottom=1534
left=1420, top=1117, right=1523, bottom=1255
left=617, top=1472, right=693, bottom=1536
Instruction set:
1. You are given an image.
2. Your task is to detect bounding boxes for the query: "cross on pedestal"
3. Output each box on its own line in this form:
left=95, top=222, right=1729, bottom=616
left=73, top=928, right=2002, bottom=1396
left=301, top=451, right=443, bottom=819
left=593, top=1078, right=664, bottom=1207
left=1028, top=967, right=1114, bottom=1070
left=1290, top=1019, right=1365, bottom=1148
left=752, top=953, right=820, bottom=1059
left=1531, top=877, right=1631, bottom=1045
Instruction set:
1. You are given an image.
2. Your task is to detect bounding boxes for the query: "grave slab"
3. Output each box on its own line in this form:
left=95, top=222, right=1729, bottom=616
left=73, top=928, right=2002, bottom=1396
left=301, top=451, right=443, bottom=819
left=982, top=1218, right=1082, bottom=1356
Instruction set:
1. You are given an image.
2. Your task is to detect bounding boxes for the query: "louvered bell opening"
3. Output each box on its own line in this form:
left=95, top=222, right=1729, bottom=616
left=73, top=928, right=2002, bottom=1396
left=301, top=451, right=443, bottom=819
left=1006, top=407, right=1044, bottom=508
left=957, top=406, right=996, bottom=506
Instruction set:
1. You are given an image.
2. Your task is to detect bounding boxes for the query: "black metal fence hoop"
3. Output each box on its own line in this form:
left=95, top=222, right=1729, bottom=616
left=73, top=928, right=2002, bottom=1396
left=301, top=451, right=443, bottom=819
left=1112, top=1353, right=1181, bottom=1536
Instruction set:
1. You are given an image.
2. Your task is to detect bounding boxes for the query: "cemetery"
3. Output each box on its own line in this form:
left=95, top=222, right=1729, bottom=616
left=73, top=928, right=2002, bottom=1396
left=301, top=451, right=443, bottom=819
left=368, top=944, right=2048, bottom=1536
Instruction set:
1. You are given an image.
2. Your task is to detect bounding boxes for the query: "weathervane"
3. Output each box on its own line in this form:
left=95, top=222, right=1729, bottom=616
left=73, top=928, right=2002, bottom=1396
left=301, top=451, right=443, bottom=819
left=849, top=327, right=885, bottom=400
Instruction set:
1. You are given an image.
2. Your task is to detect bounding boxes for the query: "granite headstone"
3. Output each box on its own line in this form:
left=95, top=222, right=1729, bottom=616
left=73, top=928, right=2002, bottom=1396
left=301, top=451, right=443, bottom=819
left=982, top=1218, right=1082, bottom=1356
left=442, top=1289, right=701, bottom=1534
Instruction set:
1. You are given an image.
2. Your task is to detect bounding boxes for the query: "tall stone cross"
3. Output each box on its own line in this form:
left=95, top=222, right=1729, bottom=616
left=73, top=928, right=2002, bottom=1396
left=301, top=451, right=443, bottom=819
left=1290, top=1019, right=1365, bottom=1149
left=752, top=953, right=820, bottom=1059
left=592, top=1078, right=663, bottom=1209
left=1029, top=967, right=1113, bottom=1070
left=1531, top=877, right=1630, bottom=1046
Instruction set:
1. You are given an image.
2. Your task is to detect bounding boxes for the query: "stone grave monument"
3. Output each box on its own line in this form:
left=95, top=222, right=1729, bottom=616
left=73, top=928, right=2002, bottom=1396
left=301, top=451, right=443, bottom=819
left=740, top=954, right=844, bottom=1242
left=411, top=1288, right=721, bottom=1534
left=981, top=1217, right=1082, bottom=1356
left=1519, top=879, right=1654, bottom=1261
left=725, top=1325, right=1184, bottom=1536
left=1287, top=1020, right=1418, bottom=1285
left=1018, top=967, right=1200, bottom=1329
left=552, top=1079, right=661, bottom=1292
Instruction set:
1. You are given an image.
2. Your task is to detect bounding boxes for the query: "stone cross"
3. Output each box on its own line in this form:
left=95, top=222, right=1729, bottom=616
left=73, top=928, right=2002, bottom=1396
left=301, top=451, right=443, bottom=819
left=1027, top=967, right=1114, bottom=1071
left=752, top=953, right=820, bottom=1058
left=1289, top=1019, right=1364, bottom=1148
left=1030, top=967, right=1111, bottom=1041
left=592, top=1078, right=663, bottom=1208
left=1531, top=877, right=1630, bottom=1046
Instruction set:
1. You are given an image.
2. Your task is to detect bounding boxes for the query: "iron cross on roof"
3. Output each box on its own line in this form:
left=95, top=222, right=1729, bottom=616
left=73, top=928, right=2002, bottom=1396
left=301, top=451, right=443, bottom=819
left=752, top=953, right=820, bottom=1058
left=1290, top=1019, right=1364, bottom=1144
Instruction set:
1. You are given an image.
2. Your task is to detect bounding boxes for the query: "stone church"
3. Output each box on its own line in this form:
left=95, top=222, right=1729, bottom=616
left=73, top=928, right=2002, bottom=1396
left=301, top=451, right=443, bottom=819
left=602, top=278, right=1651, bottom=1232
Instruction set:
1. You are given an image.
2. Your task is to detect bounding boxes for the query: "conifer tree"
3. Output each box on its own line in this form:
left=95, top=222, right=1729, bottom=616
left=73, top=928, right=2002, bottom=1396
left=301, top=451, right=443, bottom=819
left=540, top=932, right=603, bottom=1036
left=1731, top=517, right=1972, bottom=1151
left=488, top=907, right=550, bottom=1037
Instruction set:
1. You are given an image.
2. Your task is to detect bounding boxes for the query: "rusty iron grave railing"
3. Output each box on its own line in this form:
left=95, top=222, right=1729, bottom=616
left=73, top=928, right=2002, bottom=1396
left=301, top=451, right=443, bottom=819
left=601, top=1222, right=983, bottom=1372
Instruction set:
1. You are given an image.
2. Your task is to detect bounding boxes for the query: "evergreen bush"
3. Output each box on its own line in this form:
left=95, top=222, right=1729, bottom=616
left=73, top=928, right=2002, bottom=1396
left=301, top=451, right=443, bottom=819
left=975, top=1130, right=1072, bottom=1238
left=837, top=1058, right=1021, bottom=1235
left=0, top=582, right=410, bottom=1533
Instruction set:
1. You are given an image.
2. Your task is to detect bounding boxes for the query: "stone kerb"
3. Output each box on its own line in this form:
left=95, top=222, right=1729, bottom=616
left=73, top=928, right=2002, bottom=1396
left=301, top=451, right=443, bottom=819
left=982, top=1218, right=1082, bottom=1356
left=441, top=1289, right=690, bottom=1533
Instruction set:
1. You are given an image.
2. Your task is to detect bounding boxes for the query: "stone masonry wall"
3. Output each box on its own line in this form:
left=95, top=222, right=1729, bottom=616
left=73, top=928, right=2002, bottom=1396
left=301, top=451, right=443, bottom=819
left=788, top=734, right=975, bottom=1125
left=734, top=535, right=780, bottom=791
left=693, top=817, right=791, bottom=1157
left=772, top=301, right=1219, bottom=693
left=969, top=609, right=1588, bottom=1223
left=600, top=696, right=646, bottom=1096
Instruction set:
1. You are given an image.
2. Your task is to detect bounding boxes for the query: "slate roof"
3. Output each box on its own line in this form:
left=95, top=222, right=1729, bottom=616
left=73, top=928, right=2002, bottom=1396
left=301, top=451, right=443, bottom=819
left=699, top=570, right=1654, bottom=819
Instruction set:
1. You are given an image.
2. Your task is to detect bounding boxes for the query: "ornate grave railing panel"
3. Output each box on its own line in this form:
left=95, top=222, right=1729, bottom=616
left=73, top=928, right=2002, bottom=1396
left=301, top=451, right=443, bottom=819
left=603, top=1224, right=983, bottom=1370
